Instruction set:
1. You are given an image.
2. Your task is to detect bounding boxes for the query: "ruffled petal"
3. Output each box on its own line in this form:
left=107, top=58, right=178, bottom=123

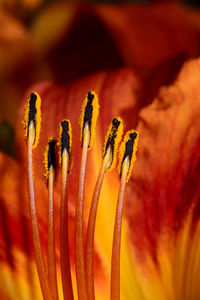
left=126, top=57, right=200, bottom=299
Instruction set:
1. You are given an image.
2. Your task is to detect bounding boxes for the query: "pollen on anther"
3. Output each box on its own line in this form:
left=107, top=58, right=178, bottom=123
left=103, top=117, right=123, bottom=171
left=23, top=92, right=41, bottom=149
left=79, top=91, right=99, bottom=149
left=44, top=138, right=57, bottom=182
left=118, top=130, right=138, bottom=182
left=58, top=119, right=73, bottom=173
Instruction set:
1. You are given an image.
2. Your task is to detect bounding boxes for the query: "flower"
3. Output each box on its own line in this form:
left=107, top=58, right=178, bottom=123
left=2, top=1, right=200, bottom=299
left=1, top=55, right=200, bottom=299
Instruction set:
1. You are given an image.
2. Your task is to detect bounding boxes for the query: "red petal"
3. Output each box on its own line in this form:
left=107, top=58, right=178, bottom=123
left=126, top=58, right=200, bottom=265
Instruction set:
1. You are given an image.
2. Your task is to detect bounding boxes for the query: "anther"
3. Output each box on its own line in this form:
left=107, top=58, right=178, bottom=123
left=103, top=117, right=123, bottom=171
left=118, top=130, right=138, bottom=182
left=59, top=119, right=72, bottom=173
left=79, top=91, right=99, bottom=149
left=44, top=138, right=57, bottom=183
left=24, top=92, right=41, bottom=149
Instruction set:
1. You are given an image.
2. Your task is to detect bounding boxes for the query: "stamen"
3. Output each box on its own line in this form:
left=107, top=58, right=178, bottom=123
left=111, top=130, right=138, bottom=300
left=58, top=120, right=74, bottom=300
left=44, top=139, right=59, bottom=300
left=85, top=118, right=123, bottom=300
left=75, top=122, right=90, bottom=300
left=75, top=92, right=99, bottom=300
left=27, top=121, right=52, bottom=300
left=79, top=91, right=99, bottom=149
left=24, top=92, right=41, bottom=149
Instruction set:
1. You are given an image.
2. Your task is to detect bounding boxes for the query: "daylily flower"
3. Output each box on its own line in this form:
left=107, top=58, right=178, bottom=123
left=1, top=55, right=200, bottom=300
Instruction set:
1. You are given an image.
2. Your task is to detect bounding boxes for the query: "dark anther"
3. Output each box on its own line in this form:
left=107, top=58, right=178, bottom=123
left=28, top=93, right=37, bottom=136
left=104, top=118, right=121, bottom=159
left=48, top=139, right=57, bottom=174
left=120, top=132, right=137, bottom=176
left=82, top=92, right=94, bottom=147
left=61, top=120, right=70, bottom=158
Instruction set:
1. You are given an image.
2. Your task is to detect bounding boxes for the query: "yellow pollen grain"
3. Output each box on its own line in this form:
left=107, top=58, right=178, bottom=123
left=23, top=92, right=41, bottom=149
left=103, top=117, right=123, bottom=171
left=118, top=130, right=139, bottom=183
left=79, top=91, right=99, bottom=149
left=58, top=119, right=73, bottom=173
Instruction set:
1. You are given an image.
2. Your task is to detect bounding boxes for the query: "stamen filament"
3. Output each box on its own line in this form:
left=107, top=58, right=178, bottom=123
left=75, top=123, right=90, bottom=300
left=85, top=147, right=112, bottom=300
left=48, top=167, right=59, bottom=300
left=111, top=157, right=129, bottom=300
left=28, top=121, right=52, bottom=300
left=60, top=149, right=74, bottom=300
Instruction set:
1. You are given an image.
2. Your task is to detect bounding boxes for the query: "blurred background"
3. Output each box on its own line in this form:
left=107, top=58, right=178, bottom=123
left=1, top=0, right=200, bottom=156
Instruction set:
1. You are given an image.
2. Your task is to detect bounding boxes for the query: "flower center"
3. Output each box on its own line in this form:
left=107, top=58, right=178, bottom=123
left=24, top=91, right=138, bottom=300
